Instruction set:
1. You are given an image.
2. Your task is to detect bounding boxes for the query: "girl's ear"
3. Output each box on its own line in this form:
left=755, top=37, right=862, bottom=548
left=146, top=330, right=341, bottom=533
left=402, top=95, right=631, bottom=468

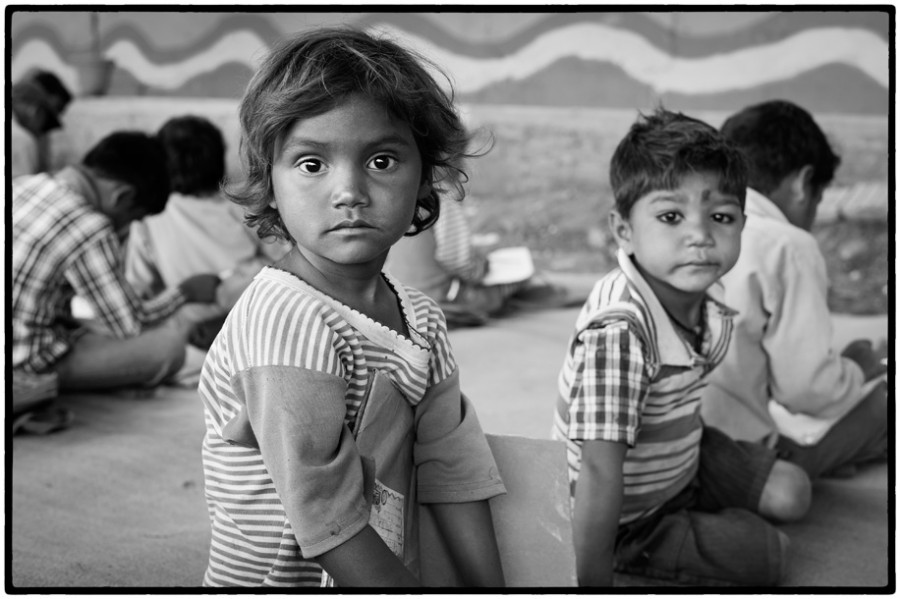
left=417, top=178, right=432, bottom=200
left=609, top=209, right=634, bottom=254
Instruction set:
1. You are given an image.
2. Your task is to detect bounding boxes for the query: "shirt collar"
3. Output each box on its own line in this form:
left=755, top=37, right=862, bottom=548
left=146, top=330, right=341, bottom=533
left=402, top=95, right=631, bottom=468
left=616, top=248, right=734, bottom=366
left=745, top=187, right=789, bottom=223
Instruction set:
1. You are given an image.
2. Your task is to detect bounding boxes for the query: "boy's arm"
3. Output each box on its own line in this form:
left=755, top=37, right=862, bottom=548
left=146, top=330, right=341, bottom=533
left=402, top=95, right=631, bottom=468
left=316, top=526, right=419, bottom=587
left=65, top=231, right=186, bottom=336
left=573, top=439, right=627, bottom=587
left=427, top=500, right=505, bottom=587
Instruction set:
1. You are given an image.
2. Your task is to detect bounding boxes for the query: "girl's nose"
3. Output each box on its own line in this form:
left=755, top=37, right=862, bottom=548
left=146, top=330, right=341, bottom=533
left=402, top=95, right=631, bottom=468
left=331, top=167, right=369, bottom=209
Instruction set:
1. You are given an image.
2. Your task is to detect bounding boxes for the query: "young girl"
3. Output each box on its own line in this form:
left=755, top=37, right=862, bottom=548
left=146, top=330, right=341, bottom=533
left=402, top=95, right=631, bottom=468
left=198, top=28, right=507, bottom=587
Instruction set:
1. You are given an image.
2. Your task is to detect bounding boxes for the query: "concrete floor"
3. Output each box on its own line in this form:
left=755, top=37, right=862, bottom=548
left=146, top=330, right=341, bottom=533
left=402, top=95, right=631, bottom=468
left=8, top=306, right=891, bottom=589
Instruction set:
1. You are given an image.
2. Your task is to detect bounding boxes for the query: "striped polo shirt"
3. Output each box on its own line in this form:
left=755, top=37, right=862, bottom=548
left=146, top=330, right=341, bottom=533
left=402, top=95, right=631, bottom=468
left=199, top=267, right=459, bottom=586
left=553, top=249, right=736, bottom=524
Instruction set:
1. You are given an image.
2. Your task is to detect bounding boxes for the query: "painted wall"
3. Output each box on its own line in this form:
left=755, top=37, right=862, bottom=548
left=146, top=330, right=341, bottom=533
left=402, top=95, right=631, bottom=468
left=10, top=9, right=891, bottom=116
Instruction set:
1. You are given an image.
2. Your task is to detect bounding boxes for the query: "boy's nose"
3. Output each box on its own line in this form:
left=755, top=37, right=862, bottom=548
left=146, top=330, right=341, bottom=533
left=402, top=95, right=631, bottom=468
left=686, top=219, right=714, bottom=246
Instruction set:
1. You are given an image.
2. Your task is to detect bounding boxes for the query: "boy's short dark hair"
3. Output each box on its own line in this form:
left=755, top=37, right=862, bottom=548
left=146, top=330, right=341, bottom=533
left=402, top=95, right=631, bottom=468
left=157, top=115, right=226, bottom=196
left=82, top=131, right=171, bottom=215
left=719, top=100, right=840, bottom=196
left=30, top=70, right=72, bottom=111
left=228, top=26, right=474, bottom=242
left=610, top=108, right=748, bottom=217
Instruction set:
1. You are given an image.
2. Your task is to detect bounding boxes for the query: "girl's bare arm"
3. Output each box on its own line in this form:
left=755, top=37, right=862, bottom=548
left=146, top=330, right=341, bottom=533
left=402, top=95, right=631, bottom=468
left=316, top=525, right=419, bottom=587
left=429, top=499, right=506, bottom=587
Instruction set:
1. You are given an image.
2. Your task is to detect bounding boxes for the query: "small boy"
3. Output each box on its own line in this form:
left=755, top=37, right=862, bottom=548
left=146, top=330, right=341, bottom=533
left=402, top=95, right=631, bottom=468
left=701, top=100, right=887, bottom=478
left=552, top=109, right=811, bottom=586
left=12, top=131, right=220, bottom=411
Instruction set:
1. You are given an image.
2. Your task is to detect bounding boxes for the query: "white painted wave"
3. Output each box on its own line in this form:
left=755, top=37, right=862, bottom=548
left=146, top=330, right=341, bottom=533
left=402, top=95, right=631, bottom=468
left=11, top=22, right=888, bottom=95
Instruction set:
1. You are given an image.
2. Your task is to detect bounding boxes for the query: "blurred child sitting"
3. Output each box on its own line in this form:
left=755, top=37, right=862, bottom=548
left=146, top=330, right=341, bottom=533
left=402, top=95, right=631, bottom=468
left=12, top=131, right=220, bottom=431
left=126, top=115, right=290, bottom=313
left=552, top=109, right=811, bottom=586
left=701, top=100, right=888, bottom=479
left=386, top=194, right=567, bottom=327
left=11, top=70, right=72, bottom=178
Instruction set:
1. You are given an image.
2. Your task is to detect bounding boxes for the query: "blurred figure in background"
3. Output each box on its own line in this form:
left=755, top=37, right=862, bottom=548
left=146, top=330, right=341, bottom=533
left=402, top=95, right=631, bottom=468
left=386, top=194, right=568, bottom=327
left=125, top=115, right=290, bottom=346
left=11, top=69, right=72, bottom=177
left=701, top=100, right=888, bottom=480
left=12, top=131, right=221, bottom=433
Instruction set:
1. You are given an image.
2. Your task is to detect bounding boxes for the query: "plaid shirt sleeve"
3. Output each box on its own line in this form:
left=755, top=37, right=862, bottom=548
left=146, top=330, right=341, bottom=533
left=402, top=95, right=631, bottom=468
left=65, top=229, right=186, bottom=338
left=566, top=320, right=649, bottom=447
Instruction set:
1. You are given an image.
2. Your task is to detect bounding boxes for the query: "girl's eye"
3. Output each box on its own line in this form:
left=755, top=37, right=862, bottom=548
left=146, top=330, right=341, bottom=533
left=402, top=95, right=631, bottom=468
left=297, top=158, right=325, bottom=174
left=368, top=155, right=398, bottom=171
left=658, top=212, right=682, bottom=224
left=712, top=213, right=736, bottom=224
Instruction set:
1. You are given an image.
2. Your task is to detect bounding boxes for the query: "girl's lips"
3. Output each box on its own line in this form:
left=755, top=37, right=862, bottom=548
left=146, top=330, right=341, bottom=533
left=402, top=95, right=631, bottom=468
left=331, top=219, right=373, bottom=231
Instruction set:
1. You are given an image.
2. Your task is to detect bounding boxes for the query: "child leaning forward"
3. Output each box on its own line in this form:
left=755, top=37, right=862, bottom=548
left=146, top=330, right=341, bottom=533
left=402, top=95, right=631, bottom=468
left=198, top=28, right=506, bottom=587
left=553, top=108, right=812, bottom=587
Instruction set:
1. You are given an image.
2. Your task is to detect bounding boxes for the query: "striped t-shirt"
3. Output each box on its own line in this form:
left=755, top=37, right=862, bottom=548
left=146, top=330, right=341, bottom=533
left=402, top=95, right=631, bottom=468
left=199, top=267, right=494, bottom=586
left=552, top=249, right=735, bottom=524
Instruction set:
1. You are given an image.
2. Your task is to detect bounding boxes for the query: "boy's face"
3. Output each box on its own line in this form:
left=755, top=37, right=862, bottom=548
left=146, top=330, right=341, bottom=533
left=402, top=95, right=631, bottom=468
left=270, top=93, right=429, bottom=273
left=611, top=171, right=745, bottom=301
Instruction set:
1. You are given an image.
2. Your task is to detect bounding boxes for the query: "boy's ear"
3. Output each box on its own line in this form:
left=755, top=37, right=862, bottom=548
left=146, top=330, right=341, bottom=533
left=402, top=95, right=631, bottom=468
left=787, top=164, right=815, bottom=205
left=608, top=209, right=634, bottom=254
left=94, top=174, right=136, bottom=217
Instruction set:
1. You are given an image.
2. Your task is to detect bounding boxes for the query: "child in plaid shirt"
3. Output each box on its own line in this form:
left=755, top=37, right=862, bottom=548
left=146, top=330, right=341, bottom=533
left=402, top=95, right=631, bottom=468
left=553, top=109, right=812, bottom=586
left=12, top=131, right=220, bottom=408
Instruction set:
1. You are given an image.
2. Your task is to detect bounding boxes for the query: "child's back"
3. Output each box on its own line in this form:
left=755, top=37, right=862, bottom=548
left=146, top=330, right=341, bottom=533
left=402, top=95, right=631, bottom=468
left=126, top=115, right=289, bottom=301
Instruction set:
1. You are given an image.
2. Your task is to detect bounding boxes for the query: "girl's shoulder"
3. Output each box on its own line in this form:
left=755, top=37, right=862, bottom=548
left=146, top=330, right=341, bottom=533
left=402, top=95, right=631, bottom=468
left=236, top=267, right=349, bottom=333
left=386, top=275, right=449, bottom=336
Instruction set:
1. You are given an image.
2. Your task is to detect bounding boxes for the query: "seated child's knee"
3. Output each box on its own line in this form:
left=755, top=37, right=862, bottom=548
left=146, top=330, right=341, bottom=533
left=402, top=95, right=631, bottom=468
left=760, top=460, right=811, bottom=522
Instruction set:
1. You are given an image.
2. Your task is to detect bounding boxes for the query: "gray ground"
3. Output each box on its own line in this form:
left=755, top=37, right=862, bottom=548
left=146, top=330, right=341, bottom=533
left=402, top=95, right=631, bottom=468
left=9, top=293, right=890, bottom=589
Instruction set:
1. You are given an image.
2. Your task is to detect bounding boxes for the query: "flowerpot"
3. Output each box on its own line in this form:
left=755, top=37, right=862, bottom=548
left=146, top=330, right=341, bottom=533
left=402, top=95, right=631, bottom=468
left=73, top=57, right=115, bottom=97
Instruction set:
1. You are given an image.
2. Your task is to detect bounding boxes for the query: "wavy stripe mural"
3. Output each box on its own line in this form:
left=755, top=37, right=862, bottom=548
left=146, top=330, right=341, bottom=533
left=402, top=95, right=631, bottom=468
left=9, top=10, right=891, bottom=115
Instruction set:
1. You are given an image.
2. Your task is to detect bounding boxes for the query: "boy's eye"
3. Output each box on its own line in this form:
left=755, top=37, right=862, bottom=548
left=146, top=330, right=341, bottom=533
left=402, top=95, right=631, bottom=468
left=297, top=158, right=325, bottom=174
left=658, top=212, right=682, bottom=224
left=368, top=155, right=398, bottom=171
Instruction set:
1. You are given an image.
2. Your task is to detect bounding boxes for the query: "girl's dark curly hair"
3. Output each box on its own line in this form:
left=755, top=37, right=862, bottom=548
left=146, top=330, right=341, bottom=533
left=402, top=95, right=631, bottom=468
left=226, top=27, right=477, bottom=242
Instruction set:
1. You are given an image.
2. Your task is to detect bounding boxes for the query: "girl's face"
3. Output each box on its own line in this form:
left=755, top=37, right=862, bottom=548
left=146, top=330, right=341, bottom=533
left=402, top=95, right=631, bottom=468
left=270, top=93, right=429, bottom=274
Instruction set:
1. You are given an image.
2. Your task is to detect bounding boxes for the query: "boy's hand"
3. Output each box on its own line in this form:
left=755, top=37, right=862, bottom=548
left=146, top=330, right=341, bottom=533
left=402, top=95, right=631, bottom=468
left=178, top=273, right=221, bottom=304
left=841, top=339, right=887, bottom=382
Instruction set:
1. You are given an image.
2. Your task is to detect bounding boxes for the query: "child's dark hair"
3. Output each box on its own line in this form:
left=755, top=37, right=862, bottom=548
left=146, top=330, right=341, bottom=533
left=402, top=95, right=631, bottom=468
left=226, top=26, right=475, bottom=242
left=82, top=131, right=171, bottom=215
left=720, top=99, right=840, bottom=196
left=30, top=70, right=72, bottom=110
left=158, top=115, right=226, bottom=195
left=610, top=108, right=748, bottom=217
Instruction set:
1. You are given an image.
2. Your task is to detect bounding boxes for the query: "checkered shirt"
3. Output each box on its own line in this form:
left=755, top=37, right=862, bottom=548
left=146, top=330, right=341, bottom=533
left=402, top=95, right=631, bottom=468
left=12, top=172, right=185, bottom=373
left=553, top=249, right=736, bottom=524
